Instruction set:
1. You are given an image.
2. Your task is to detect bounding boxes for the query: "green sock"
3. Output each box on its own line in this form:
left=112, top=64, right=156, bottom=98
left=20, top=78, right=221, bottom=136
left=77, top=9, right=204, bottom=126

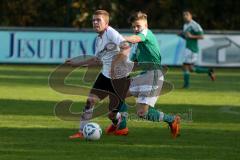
left=146, top=107, right=162, bottom=122
left=146, top=107, right=175, bottom=124
left=193, top=66, right=209, bottom=74
left=163, top=114, right=175, bottom=123
left=111, top=102, right=126, bottom=126
left=118, top=116, right=127, bottom=129
left=117, top=102, right=128, bottom=130
left=183, top=71, right=190, bottom=88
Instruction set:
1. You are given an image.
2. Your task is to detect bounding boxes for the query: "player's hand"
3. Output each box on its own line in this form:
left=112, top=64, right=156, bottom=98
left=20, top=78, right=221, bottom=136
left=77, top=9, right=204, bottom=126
left=65, top=59, right=76, bottom=67
left=123, top=36, right=129, bottom=41
left=178, top=32, right=185, bottom=39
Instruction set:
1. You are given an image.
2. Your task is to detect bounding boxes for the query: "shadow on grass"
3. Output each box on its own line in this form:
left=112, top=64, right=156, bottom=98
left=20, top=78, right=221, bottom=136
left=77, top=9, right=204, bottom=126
left=0, top=69, right=87, bottom=87
left=1, top=67, right=240, bottom=92
left=167, top=75, right=240, bottom=91
left=0, top=127, right=239, bottom=160
left=0, top=99, right=240, bottom=123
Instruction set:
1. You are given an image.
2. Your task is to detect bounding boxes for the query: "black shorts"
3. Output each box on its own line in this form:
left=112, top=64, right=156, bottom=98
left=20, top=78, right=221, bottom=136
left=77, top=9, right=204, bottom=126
left=90, top=73, right=130, bottom=112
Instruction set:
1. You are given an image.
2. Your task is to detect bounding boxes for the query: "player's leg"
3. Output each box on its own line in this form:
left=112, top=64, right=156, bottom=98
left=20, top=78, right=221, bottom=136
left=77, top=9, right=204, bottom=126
left=131, top=70, right=180, bottom=137
left=112, top=77, right=130, bottom=132
left=107, top=97, right=129, bottom=135
left=69, top=73, right=109, bottom=139
left=136, top=97, right=180, bottom=138
left=79, top=93, right=104, bottom=131
left=192, top=65, right=216, bottom=81
left=182, top=49, right=193, bottom=88
left=183, top=63, right=191, bottom=88
left=106, top=77, right=130, bottom=135
left=135, top=97, right=174, bottom=123
left=188, top=52, right=216, bottom=81
left=69, top=92, right=106, bottom=139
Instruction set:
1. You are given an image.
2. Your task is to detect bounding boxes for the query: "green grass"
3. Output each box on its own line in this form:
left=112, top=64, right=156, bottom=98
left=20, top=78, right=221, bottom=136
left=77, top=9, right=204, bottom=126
left=0, top=64, right=240, bottom=160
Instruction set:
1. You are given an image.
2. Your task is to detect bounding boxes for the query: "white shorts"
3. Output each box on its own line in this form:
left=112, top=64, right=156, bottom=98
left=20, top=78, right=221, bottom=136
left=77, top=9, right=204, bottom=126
left=129, top=70, right=164, bottom=107
left=183, top=48, right=198, bottom=64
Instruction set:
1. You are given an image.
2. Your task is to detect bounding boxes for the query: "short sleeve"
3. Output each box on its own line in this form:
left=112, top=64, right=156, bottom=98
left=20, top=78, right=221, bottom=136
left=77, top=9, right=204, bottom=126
left=137, top=33, right=146, bottom=41
left=194, top=24, right=204, bottom=35
left=106, top=27, right=124, bottom=45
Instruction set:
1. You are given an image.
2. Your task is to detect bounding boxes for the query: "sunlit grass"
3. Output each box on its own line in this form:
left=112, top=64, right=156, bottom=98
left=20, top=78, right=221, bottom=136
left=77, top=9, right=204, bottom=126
left=0, top=65, right=240, bottom=160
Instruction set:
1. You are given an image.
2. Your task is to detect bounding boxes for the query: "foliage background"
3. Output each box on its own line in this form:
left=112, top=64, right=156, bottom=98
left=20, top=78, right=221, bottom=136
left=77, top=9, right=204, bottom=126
left=0, top=0, right=239, bottom=30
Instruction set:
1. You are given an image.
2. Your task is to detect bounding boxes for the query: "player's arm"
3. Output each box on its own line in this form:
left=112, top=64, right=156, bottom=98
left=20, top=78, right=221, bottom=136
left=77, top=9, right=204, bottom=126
left=178, top=32, right=186, bottom=39
left=110, top=42, right=131, bottom=78
left=65, top=57, right=101, bottom=67
left=186, top=24, right=204, bottom=40
left=185, top=32, right=204, bottom=39
left=124, top=35, right=142, bottom=43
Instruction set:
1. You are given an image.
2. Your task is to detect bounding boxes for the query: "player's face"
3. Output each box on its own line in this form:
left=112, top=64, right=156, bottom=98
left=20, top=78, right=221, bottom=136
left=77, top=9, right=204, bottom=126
left=92, top=15, right=108, bottom=33
left=183, top=12, right=192, bottom=23
left=132, top=20, right=147, bottom=34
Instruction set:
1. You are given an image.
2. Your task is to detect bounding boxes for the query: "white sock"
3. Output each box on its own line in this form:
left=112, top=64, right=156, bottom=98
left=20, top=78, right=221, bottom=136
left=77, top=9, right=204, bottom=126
left=79, top=108, right=94, bottom=132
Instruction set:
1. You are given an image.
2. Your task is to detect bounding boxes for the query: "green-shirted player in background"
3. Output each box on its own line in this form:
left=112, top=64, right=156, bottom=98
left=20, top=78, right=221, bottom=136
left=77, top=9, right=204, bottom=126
left=111, top=11, right=180, bottom=138
left=179, top=9, right=216, bottom=88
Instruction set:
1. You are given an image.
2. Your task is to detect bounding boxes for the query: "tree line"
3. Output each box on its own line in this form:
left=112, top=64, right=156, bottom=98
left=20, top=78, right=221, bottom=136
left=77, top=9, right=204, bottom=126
left=0, top=0, right=239, bottom=30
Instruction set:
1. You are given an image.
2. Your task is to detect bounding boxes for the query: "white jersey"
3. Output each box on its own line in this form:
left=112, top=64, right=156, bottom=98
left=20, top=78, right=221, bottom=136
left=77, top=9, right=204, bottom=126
left=95, top=26, right=133, bottom=79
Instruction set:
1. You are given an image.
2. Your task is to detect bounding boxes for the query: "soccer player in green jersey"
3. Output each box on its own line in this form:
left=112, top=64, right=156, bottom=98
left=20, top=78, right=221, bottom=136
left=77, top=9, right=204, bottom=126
left=111, top=11, right=180, bottom=138
left=179, top=9, right=216, bottom=88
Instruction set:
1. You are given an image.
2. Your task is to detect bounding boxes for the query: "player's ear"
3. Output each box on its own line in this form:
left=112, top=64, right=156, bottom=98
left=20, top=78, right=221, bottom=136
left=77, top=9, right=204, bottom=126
left=104, top=18, right=109, bottom=26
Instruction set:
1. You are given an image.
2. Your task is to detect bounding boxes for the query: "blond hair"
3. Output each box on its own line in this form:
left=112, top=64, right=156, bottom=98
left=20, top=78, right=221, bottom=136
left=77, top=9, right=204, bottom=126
left=129, top=11, right=147, bottom=23
left=94, top=10, right=110, bottom=23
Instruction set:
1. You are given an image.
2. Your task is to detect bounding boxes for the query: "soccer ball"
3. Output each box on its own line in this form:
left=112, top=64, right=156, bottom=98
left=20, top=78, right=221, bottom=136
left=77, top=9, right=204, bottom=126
left=83, top=122, right=102, bottom=140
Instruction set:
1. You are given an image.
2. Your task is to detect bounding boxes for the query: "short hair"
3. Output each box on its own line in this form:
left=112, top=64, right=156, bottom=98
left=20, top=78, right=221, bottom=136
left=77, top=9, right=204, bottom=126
left=93, top=10, right=109, bottom=23
left=183, top=9, right=192, bottom=15
left=128, top=11, right=147, bottom=23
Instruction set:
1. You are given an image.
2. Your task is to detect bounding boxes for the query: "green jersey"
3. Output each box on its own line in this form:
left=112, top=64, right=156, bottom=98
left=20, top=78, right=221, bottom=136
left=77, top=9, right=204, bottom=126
left=131, top=29, right=161, bottom=67
left=183, top=20, right=203, bottom=53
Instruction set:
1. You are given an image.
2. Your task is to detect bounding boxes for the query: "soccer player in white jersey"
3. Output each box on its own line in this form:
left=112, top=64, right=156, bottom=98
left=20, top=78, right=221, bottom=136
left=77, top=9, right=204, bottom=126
left=179, top=9, right=216, bottom=88
left=66, top=10, right=130, bottom=139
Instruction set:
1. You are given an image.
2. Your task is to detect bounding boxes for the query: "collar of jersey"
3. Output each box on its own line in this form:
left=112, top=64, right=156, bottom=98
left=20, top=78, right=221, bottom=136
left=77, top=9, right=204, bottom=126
left=139, top=28, right=148, bottom=36
left=98, top=26, right=109, bottom=38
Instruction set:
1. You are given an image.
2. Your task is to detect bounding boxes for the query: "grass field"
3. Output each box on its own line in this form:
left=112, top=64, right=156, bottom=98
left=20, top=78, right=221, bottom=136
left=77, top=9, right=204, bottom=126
left=0, top=65, right=240, bottom=160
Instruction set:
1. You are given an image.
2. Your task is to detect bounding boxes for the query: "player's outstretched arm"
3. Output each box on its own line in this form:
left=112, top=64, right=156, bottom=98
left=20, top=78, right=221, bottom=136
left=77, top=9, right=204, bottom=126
left=65, top=57, right=101, bottom=67
left=110, top=43, right=131, bottom=78
left=124, top=35, right=142, bottom=43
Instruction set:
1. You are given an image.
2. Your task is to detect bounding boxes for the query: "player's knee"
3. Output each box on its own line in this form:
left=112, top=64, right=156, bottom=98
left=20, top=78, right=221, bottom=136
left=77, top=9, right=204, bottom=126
left=136, top=103, right=149, bottom=118
left=189, top=66, right=195, bottom=72
left=182, top=65, right=187, bottom=71
left=86, top=96, right=97, bottom=109
left=137, top=109, right=147, bottom=118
